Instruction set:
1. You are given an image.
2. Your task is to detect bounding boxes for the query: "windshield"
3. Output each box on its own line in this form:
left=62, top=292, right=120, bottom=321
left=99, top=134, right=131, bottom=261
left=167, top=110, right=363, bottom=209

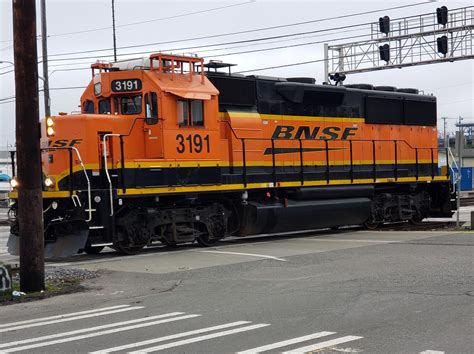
left=120, top=95, right=142, bottom=115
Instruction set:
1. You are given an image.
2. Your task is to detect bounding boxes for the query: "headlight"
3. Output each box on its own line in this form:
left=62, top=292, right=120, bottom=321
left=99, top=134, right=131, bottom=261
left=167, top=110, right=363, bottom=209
left=44, top=176, right=56, bottom=188
left=46, top=117, right=54, bottom=127
left=46, top=126, right=55, bottom=137
left=10, top=177, right=19, bottom=189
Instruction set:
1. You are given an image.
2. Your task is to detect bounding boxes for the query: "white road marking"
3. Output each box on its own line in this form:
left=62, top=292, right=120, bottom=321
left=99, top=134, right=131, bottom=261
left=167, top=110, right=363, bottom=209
left=1, top=314, right=201, bottom=353
left=0, top=306, right=144, bottom=333
left=420, top=351, right=445, bottom=354
left=0, top=312, right=184, bottom=349
left=307, top=239, right=398, bottom=243
left=90, top=321, right=251, bottom=354
left=281, top=336, right=363, bottom=353
left=237, top=331, right=335, bottom=353
left=198, top=250, right=287, bottom=262
left=0, top=304, right=130, bottom=328
left=129, top=323, right=270, bottom=353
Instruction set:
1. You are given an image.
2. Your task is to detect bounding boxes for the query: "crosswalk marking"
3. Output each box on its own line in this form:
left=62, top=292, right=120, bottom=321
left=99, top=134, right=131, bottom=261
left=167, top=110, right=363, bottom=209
left=281, top=335, right=363, bottom=353
left=90, top=321, right=252, bottom=354
left=1, top=314, right=201, bottom=353
left=0, top=304, right=132, bottom=328
left=128, top=323, right=271, bottom=353
left=237, top=331, right=335, bottom=353
left=0, top=312, right=184, bottom=350
left=0, top=306, right=144, bottom=333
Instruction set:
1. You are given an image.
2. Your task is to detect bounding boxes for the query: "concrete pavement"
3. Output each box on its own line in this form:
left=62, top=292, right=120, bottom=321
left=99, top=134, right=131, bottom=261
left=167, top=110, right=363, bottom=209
left=1, top=229, right=472, bottom=353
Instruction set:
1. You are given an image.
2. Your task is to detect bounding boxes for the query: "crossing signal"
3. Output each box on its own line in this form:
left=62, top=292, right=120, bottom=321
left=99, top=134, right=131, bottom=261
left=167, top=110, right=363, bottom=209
left=379, top=44, right=390, bottom=62
left=379, top=16, right=390, bottom=35
left=437, top=6, right=448, bottom=26
left=437, top=35, right=448, bottom=55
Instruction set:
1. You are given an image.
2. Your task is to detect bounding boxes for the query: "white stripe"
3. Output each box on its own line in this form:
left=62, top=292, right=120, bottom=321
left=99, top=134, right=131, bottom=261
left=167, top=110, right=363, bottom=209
left=0, top=312, right=184, bottom=349
left=0, top=306, right=144, bottom=333
left=2, top=314, right=201, bottom=353
left=237, top=331, right=335, bottom=354
left=199, top=250, right=287, bottom=262
left=0, top=305, right=130, bottom=328
left=281, top=335, right=363, bottom=353
left=91, top=321, right=251, bottom=354
left=307, top=239, right=398, bottom=243
left=420, top=351, right=445, bottom=354
left=130, top=323, right=270, bottom=353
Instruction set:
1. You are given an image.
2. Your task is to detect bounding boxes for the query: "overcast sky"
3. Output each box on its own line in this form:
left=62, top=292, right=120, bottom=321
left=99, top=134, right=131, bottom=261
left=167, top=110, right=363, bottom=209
left=0, top=0, right=473, bottom=147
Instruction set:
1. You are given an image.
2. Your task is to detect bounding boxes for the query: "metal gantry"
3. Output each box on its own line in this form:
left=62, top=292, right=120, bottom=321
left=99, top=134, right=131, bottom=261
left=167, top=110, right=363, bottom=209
left=325, top=6, right=474, bottom=78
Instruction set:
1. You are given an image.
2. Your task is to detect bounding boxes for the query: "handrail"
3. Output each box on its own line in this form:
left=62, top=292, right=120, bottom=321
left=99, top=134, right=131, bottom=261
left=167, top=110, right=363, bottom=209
left=447, top=147, right=461, bottom=187
left=101, top=117, right=145, bottom=216
left=41, top=146, right=92, bottom=222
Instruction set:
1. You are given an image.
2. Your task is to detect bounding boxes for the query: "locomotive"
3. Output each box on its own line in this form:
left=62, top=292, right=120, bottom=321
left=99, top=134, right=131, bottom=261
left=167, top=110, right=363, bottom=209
left=8, top=53, right=455, bottom=257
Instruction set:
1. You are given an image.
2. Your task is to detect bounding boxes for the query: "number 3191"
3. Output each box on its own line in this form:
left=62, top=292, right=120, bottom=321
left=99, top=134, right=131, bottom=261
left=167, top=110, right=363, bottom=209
left=176, top=134, right=210, bottom=153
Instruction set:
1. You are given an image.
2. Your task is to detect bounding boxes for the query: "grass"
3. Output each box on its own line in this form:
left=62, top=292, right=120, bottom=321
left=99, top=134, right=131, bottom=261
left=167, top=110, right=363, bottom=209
left=1, top=275, right=84, bottom=305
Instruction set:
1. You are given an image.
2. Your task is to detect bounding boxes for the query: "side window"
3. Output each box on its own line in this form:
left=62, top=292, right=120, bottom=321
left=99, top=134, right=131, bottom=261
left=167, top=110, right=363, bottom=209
left=145, top=92, right=158, bottom=118
left=84, top=100, right=94, bottom=113
left=191, top=100, right=204, bottom=126
left=177, top=99, right=204, bottom=126
left=177, top=100, right=189, bottom=126
left=120, top=95, right=142, bottom=115
left=98, top=99, right=111, bottom=114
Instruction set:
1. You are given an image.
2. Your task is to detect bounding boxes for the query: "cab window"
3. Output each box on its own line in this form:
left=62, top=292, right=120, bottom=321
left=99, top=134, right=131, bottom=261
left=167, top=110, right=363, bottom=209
left=98, top=99, right=111, bottom=114
left=145, top=92, right=158, bottom=118
left=120, top=95, right=142, bottom=115
left=177, top=99, right=203, bottom=126
left=84, top=100, right=94, bottom=113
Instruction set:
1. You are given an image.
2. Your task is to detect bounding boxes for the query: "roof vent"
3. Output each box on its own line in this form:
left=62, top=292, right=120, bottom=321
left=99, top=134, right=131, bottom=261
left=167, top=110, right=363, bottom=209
left=344, top=84, right=374, bottom=90
left=397, top=88, right=419, bottom=94
left=286, top=77, right=316, bottom=84
left=374, top=86, right=397, bottom=92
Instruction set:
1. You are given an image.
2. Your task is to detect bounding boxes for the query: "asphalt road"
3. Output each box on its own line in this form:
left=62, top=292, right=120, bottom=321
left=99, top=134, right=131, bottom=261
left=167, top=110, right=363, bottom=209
left=1, top=229, right=473, bottom=353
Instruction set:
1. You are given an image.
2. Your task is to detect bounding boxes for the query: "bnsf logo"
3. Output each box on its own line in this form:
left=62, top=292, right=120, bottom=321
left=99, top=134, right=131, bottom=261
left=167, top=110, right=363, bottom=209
left=271, top=125, right=358, bottom=140
left=48, top=139, right=83, bottom=147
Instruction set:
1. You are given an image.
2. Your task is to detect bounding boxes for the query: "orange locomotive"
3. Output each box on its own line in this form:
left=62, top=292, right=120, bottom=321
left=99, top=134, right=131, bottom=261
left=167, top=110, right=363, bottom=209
left=8, top=53, right=454, bottom=257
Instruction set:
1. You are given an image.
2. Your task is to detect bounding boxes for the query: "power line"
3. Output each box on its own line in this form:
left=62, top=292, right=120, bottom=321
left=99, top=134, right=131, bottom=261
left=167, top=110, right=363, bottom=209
left=49, top=1, right=255, bottom=38
left=1, top=2, right=459, bottom=73
left=0, top=1, right=255, bottom=44
left=45, top=1, right=434, bottom=59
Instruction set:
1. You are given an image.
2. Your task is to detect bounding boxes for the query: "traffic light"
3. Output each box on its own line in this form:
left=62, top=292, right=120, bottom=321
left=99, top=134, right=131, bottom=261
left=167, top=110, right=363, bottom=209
left=379, top=44, right=390, bottom=62
left=437, top=35, right=448, bottom=55
left=379, top=16, right=390, bottom=35
left=437, top=6, right=448, bottom=26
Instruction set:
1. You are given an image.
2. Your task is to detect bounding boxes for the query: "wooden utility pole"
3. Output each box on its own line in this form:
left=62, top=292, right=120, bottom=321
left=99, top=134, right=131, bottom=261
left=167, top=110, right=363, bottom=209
left=40, top=0, right=51, bottom=117
left=13, top=0, right=45, bottom=292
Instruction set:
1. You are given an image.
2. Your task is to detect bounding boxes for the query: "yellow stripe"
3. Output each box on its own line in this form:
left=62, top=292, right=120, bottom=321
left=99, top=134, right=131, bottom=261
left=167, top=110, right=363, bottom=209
left=218, top=111, right=365, bottom=123
left=9, top=191, right=72, bottom=199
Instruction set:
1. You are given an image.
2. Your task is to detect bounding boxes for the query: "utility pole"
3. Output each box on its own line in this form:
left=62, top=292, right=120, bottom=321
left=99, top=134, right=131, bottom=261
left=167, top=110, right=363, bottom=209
left=13, top=0, right=45, bottom=292
left=442, top=117, right=447, bottom=148
left=112, top=0, right=117, bottom=62
left=40, top=0, right=51, bottom=117
left=456, top=116, right=463, bottom=229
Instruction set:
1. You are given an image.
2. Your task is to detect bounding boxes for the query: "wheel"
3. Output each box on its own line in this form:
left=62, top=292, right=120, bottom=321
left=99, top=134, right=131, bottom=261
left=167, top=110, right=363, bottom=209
left=83, top=242, right=104, bottom=255
left=195, top=227, right=219, bottom=247
left=112, top=242, right=145, bottom=255
left=409, top=216, right=424, bottom=225
left=363, top=220, right=380, bottom=230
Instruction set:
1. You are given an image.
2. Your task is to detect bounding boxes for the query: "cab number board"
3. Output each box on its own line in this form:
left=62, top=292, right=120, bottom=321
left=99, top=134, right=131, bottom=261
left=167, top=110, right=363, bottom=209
left=111, top=79, right=142, bottom=92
